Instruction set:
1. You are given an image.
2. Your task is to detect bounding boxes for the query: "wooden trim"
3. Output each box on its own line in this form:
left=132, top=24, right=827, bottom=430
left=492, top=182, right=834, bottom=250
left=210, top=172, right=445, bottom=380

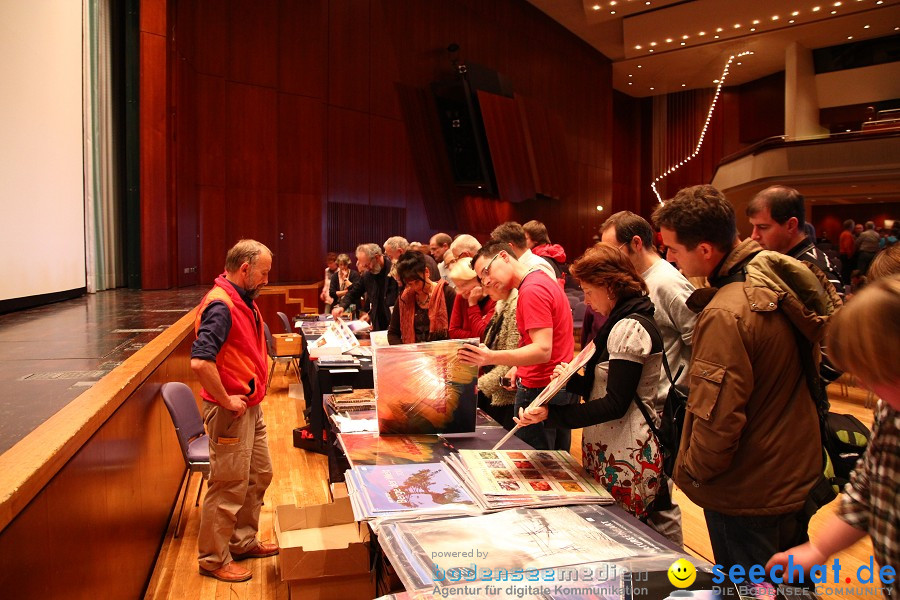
left=0, top=307, right=198, bottom=533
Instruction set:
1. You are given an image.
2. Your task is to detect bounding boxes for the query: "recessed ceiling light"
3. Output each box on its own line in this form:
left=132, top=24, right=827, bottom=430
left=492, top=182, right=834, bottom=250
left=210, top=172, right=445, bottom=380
left=772, top=15, right=779, bottom=20
left=876, top=0, right=883, bottom=4
left=847, top=35, right=853, bottom=39
left=650, top=41, right=657, bottom=46
left=833, top=1, right=841, bottom=5
left=812, top=6, right=821, bottom=11
left=646, top=0, right=650, bottom=4
left=649, top=48, right=654, bottom=52
left=753, top=19, right=760, bottom=24
left=864, top=24, right=870, bottom=28
left=610, top=10, right=616, bottom=14
left=846, top=129, right=851, bottom=132
left=635, top=45, right=642, bottom=49
left=628, top=73, right=633, bottom=77
left=610, top=0, right=617, bottom=5
left=789, top=19, right=795, bottom=23
left=681, top=84, right=686, bottom=87
left=628, top=82, right=633, bottom=85
left=592, top=4, right=600, bottom=9
left=713, top=79, right=720, bottom=83
left=637, top=64, right=642, bottom=68
left=792, top=10, right=800, bottom=16
left=831, top=10, right=837, bottom=14
left=680, top=41, right=686, bottom=45
left=736, top=62, right=742, bottom=65
left=714, top=35, right=720, bottom=38
left=666, top=38, right=673, bottom=42
left=699, top=31, right=706, bottom=36
left=750, top=27, right=756, bottom=31
left=650, top=87, right=655, bottom=90
left=734, top=23, right=741, bottom=28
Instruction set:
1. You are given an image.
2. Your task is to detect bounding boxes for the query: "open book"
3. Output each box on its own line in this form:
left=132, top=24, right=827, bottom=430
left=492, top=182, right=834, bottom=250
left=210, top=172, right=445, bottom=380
left=491, top=340, right=595, bottom=450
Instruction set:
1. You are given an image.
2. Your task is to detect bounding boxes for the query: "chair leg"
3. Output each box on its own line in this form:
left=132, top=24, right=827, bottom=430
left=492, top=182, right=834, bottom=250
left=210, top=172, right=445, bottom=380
left=173, top=467, right=189, bottom=539
left=268, top=359, right=275, bottom=388
left=195, top=475, right=205, bottom=506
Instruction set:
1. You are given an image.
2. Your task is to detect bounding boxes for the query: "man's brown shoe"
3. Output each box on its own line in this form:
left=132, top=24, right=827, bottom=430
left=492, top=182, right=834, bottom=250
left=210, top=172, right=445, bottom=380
left=199, top=562, right=252, bottom=582
left=231, top=541, right=280, bottom=561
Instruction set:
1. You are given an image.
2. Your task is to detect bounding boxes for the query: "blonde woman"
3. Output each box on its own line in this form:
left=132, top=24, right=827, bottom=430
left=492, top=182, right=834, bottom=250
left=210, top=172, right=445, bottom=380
left=448, top=257, right=495, bottom=340
left=767, top=274, right=900, bottom=597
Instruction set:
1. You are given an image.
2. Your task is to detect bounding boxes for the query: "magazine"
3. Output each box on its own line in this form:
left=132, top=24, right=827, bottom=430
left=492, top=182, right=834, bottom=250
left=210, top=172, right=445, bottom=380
left=337, top=432, right=456, bottom=467
left=374, top=339, right=478, bottom=434
left=492, top=340, right=595, bottom=449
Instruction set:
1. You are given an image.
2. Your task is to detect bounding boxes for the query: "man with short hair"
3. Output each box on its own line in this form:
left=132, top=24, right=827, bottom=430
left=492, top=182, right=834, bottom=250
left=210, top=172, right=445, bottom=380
left=191, top=239, right=278, bottom=583
left=385, top=236, right=439, bottom=281
left=459, top=240, right=575, bottom=450
left=652, top=185, right=825, bottom=575
left=332, top=243, right=398, bottom=330
left=523, top=219, right=567, bottom=285
left=490, top=222, right=557, bottom=281
left=449, top=233, right=481, bottom=260
left=429, top=233, right=453, bottom=284
left=747, top=186, right=843, bottom=294
left=600, top=210, right=695, bottom=546
left=855, top=221, right=881, bottom=275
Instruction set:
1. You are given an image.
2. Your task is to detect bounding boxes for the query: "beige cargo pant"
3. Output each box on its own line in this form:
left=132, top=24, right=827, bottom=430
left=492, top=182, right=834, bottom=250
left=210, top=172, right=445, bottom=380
left=197, top=402, right=273, bottom=571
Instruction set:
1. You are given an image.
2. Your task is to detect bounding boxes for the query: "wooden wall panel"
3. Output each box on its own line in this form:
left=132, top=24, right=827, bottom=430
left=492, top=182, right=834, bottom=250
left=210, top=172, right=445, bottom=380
left=192, top=0, right=226, bottom=76
left=159, top=0, right=616, bottom=288
left=327, top=107, right=370, bottom=205
left=328, top=0, right=370, bottom=112
left=198, top=186, right=226, bottom=284
left=176, top=60, right=199, bottom=287
left=225, top=83, right=277, bottom=192
left=195, top=74, right=225, bottom=188
left=226, top=0, right=278, bottom=88
left=278, top=0, right=328, bottom=99
left=277, top=94, right=326, bottom=196
left=140, top=31, right=172, bottom=289
left=140, top=0, right=167, bottom=36
left=369, top=116, right=411, bottom=208
left=278, top=193, right=324, bottom=282
left=478, top=90, right=535, bottom=203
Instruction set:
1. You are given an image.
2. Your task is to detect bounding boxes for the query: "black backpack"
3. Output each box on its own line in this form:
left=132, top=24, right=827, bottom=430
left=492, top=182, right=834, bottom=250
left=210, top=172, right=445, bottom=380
left=629, top=314, right=687, bottom=478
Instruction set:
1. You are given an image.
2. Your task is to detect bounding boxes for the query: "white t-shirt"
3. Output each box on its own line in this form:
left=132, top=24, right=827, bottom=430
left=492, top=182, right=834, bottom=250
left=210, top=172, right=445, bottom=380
left=518, top=249, right=557, bottom=281
left=642, top=258, right=697, bottom=410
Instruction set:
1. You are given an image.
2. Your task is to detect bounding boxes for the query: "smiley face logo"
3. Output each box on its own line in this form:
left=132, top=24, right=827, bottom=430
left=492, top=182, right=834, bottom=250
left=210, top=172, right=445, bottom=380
left=667, top=558, right=697, bottom=588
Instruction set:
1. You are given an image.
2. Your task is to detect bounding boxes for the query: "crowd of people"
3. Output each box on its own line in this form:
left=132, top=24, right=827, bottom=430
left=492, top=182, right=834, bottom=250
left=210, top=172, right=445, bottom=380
left=191, top=184, right=897, bottom=592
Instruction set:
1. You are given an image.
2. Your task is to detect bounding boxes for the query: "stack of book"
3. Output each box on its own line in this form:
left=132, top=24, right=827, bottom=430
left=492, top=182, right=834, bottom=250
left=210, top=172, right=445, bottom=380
left=443, top=449, right=613, bottom=510
left=337, top=432, right=457, bottom=467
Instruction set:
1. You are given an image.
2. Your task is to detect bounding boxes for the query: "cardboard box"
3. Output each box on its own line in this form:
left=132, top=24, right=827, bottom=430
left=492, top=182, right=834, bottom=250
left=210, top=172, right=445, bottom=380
left=330, top=481, right=348, bottom=500
left=273, top=333, right=303, bottom=355
left=275, top=496, right=373, bottom=600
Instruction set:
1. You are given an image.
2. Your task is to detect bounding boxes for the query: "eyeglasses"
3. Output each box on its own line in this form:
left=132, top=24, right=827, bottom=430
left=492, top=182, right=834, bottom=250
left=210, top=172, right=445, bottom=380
left=616, top=241, right=628, bottom=252
left=479, top=253, right=501, bottom=282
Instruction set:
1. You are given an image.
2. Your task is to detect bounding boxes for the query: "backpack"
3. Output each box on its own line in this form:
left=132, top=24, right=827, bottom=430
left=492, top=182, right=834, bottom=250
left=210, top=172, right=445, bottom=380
left=629, top=314, right=687, bottom=479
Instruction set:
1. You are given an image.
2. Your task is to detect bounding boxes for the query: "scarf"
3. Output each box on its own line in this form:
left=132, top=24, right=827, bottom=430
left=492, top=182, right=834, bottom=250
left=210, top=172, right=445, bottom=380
left=578, top=294, right=655, bottom=394
left=398, top=278, right=449, bottom=344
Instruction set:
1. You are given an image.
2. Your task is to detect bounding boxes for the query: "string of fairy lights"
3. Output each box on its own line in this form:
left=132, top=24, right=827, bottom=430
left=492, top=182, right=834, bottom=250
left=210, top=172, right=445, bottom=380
left=651, top=51, right=754, bottom=204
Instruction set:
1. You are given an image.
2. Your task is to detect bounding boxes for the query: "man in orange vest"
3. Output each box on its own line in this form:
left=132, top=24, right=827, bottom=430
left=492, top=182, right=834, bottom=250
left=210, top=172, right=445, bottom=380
left=191, top=239, right=278, bottom=583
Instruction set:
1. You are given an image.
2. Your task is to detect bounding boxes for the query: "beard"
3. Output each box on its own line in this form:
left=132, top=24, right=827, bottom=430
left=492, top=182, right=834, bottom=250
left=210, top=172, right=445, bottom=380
left=246, top=284, right=263, bottom=299
left=368, top=261, right=382, bottom=275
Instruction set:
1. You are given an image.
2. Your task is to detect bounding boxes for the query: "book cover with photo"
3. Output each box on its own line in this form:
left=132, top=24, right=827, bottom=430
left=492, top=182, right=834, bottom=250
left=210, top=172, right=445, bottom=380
left=352, top=463, right=477, bottom=513
left=337, top=432, right=457, bottom=466
left=457, top=449, right=609, bottom=498
left=373, top=339, right=478, bottom=434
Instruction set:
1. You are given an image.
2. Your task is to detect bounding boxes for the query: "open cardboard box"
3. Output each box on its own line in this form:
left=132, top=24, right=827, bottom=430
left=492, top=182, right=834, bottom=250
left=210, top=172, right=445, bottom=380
left=274, top=496, right=374, bottom=600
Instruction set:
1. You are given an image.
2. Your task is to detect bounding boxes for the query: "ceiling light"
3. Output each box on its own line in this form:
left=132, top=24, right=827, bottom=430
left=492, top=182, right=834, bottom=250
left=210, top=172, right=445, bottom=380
left=716, top=27, right=723, bottom=32
left=713, top=79, right=720, bottom=83
left=772, top=15, right=779, bottom=20
left=596, top=205, right=604, bottom=212
left=610, top=10, right=616, bottom=14
left=833, top=1, right=841, bottom=5
left=831, top=10, right=837, bottom=14
left=737, top=61, right=742, bottom=65
left=734, top=23, right=741, bottom=28
left=750, top=28, right=756, bottom=31
left=650, top=41, right=657, bottom=46
left=646, top=0, right=650, bottom=4
left=789, top=19, right=795, bottom=23
left=876, top=0, right=883, bottom=4
left=753, top=19, right=760, bottom=24
left=681, top=83, right=686, bottom=87
left=812, top=6, right=821, bottom=11
left=628, top=82, right=633, bottom=85
left=680, top=41, right=686, bottom=45
left=637, top=64, right=642, bottom=68
left=592, top=4, right=600, bottom=9
left=864, top=24, right=870, bottom=28
left=847, top=35, right=853, bottom=39
left=635, top=45, right=642, bottom=49
left=792, top=10, right=800, bottom=16
left=714, top=35, right=720, bottom=38
left=666, top=37, right=673, bottom=42
left=628, top=73, right=633, bottom=77
left=610, top=0, right=617, bottom=5
left=682, top=35, right=689, bottom=39
left=649, top=48, right=654, bottom=52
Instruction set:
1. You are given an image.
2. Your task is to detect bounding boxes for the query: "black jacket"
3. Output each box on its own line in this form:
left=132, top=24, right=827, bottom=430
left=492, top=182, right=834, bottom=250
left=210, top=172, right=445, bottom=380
left=338, top=257, right=398, bottom=331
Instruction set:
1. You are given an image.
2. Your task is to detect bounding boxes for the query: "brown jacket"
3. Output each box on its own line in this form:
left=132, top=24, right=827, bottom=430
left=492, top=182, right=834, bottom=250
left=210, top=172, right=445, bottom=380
left=674, top=239, right=829, bottom=516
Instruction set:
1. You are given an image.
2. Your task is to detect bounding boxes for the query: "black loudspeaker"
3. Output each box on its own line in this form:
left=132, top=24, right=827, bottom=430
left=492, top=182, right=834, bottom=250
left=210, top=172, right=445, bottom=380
left=432, top=63, right=511, bottom=196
